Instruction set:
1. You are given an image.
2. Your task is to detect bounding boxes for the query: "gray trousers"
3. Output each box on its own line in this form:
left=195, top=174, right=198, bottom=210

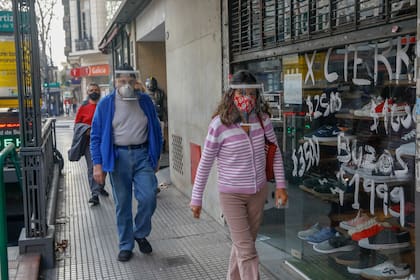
left=84, top=144, right=104, bottom=196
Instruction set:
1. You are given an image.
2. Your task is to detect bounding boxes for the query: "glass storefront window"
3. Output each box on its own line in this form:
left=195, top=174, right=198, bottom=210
left=234, top=34, right=417, bottom=279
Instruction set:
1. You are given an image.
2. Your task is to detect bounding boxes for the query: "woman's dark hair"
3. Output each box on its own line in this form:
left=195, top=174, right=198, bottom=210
left=213, top=70, right=270, bottom=125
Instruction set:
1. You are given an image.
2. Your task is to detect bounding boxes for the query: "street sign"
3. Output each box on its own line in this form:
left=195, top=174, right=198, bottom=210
left=43, top=82, right=60, bottom=88
left=0, top=11, right=14, bottom=33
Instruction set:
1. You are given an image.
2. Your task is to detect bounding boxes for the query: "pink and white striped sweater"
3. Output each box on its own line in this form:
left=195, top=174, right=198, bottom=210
left=190, top=114, right=286, bottom=207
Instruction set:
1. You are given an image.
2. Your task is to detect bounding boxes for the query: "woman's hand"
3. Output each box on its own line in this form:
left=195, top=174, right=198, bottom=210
left=93, top=164, right=106, bottom=185
left=275, top=188, right=288, bottom=208
left=190, top=204, right=202, bottom=219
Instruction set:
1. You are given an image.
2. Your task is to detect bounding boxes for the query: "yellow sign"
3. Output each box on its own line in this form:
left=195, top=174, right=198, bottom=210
left=0, top=40, right=17, bottom=96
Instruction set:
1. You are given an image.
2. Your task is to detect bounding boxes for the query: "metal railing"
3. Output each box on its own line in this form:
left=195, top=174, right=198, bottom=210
left=21, top=118, right=58, bottom=238
left=0, top=143, right=22, bottom=280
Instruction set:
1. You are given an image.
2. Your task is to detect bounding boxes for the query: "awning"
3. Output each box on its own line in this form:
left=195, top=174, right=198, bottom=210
left=98, top=25, right=119, bottom=53
left=98, top=0, right=151, bottom=53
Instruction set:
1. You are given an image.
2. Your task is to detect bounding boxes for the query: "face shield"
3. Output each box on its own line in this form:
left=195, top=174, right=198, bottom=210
left=115, top=70, right=139, bottom=101
left=229, top=83, right=264, bottom=94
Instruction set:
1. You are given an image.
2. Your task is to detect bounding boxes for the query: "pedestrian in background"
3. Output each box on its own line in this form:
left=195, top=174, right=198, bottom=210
left=190, top=70, right=288, bottom=280
left=90, top=63, right=163, bottom=262
left=70, top=83, right=109, bottom=206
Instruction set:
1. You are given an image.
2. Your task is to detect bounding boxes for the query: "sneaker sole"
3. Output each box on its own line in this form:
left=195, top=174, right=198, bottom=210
left=334, top=256, right=360, bottom=266
left=313, top=244, right=355, bottom=254
left=347, top=266, right=364, bottom=274
left=358, top=240, right=410, bottom=250
left=303, top=136, right=339, bottom=142
left=360, top=271, right=410, bottom=280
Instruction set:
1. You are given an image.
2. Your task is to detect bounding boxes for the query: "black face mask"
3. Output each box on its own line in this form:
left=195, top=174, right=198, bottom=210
left=89, top=92, right=100, bottom=101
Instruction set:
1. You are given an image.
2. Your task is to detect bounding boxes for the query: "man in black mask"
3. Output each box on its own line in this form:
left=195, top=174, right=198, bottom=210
left=72, top=83, right=109, bottom=206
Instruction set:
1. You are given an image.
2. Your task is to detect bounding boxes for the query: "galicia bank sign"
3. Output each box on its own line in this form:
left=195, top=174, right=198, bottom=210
left=70, top=64, right=109, bottom=77
left=90, top=65, right=109, bottom=76
left=0, top=11, right=14, bottom=33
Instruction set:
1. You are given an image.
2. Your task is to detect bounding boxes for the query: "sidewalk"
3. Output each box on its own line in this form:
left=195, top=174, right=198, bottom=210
left=37, top=118, right=280, bottom=279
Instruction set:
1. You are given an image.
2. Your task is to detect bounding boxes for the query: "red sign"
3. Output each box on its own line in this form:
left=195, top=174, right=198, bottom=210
left=89, top=64, right=110, bottom=76
left=80, top=66, right=90, bottom=76
left=70, top=68, right=80, bottom=77
left=70, top=64, right=110, bottom=77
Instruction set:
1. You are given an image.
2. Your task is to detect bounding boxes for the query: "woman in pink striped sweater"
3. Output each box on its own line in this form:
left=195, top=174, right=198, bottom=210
left=190, top=70, right=288, bottom=280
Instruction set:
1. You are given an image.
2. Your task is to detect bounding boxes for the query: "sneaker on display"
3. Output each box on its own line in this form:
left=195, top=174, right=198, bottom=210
left=353, top=98, right=380, bottom=117
left=389, top=202, right=415, bottom=218
left=358, top=228, right=411, bottom=250
left=339, top=210, right=370, bottom=230
left=353, top=97, right=408, bottom=117
left=375, top=100, right=408, bottom=117
left=297, top=222, right=321, bottom=240
left=359, top=260, right=410, bottom=279
left=396, top=141, right=415, bottom=157
left=303, top=125, right=343, bottom=142
left=334, top=248, right=387, bottom=266
left=401, top=129, right=416, bottom=143
left=393, top=274, right=416, bottom=280
left=306, top=227, right=336, bottom=244
left=388, top=128, right=416, bottom=150
left=312, top=233, right=355, bottom=253
left=347, top=253, right=390, bottom=274
left=348, top=218, right=379, bottom=236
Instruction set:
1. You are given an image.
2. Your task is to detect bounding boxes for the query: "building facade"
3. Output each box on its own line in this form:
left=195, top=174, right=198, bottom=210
left=63, top=0, right=111, bottom=103
left=100, top=0, right=419, bottom=278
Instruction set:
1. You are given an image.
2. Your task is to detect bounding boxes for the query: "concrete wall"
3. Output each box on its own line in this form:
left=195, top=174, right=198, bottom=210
left=165, top=0, right=223, bottom=223
left=136, top=0, right=165, bottom=41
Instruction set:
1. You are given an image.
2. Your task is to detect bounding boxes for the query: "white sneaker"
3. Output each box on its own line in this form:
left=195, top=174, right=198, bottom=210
left=360, top=261, right=410, bottom=279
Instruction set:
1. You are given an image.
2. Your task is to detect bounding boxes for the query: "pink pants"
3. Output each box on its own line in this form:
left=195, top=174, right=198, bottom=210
left=219, top=186, right=268, bottom=280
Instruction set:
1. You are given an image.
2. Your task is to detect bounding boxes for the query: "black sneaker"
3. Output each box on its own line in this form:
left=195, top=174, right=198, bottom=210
left=136, top=237, right=152, bottom=254
left=99, top=188, right=109, bottom=197
left=88, top=195, right=99, bottom=206
left=117, top=250, right=133, bottom=262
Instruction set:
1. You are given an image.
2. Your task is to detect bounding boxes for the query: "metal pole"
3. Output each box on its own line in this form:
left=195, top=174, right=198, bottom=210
left=0, top=144, right=16, bottom=280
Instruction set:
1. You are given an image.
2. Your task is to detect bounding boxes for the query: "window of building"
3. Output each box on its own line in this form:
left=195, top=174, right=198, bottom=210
left=232, top=34, right=417, bottom=279
left=229, top=0, right=417, bottom=56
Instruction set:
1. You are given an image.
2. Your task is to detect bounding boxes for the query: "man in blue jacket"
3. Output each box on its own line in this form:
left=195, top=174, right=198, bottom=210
left=90, top=63, right=163, bottom=262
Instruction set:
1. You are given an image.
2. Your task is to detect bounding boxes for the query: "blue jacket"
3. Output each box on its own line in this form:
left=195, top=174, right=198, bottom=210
left=90, top=90, right=163, bottom=172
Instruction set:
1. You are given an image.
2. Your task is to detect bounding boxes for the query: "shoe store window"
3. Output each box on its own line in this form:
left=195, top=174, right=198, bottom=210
left=233, top=34, right=417, bottom=279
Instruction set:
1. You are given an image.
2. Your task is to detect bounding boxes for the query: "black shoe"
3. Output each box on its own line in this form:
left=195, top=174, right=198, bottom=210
left=117, top=250, right=133, bottom=262
left=99, top=188, right=109, bottom=197
left=136, top=238, right=152, bottom=254
left=88, top=195, right=99, bottom=206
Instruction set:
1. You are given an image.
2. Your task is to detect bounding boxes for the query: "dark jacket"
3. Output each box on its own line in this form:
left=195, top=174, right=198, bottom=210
left=68, top=123, right=91, bottom=161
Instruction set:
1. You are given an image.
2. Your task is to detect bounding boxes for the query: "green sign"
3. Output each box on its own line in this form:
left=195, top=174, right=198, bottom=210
left=0, top=11, right=14, bottom=33
left=0, top=135, right=20, bottom=150
left=44, top=82, right=60, bottom=88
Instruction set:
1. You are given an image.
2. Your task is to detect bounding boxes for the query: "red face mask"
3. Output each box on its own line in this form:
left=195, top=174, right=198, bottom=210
left=234, top=95, right=256, bottom=113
